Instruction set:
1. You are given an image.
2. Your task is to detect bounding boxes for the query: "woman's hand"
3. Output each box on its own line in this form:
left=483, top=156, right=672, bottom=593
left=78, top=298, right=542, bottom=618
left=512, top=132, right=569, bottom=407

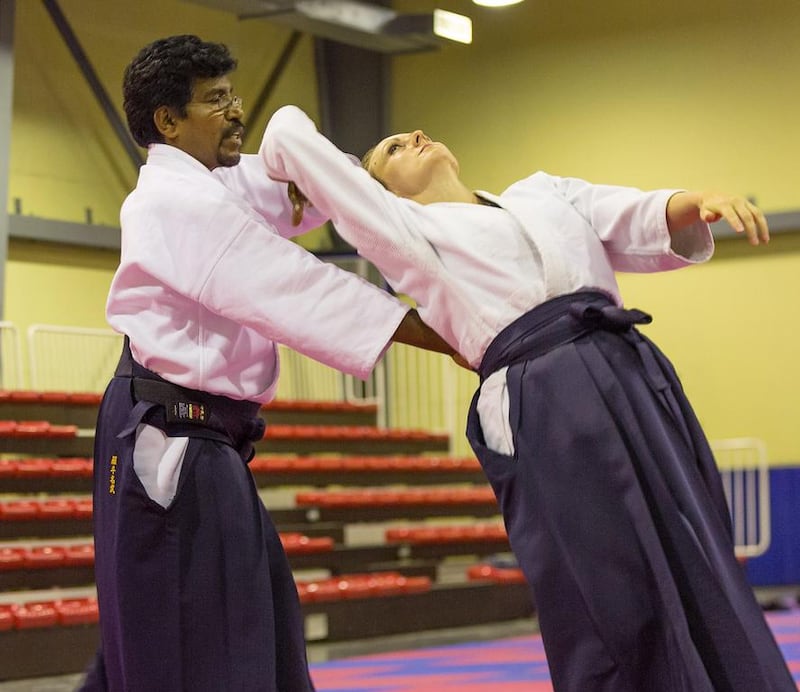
left=668, top=191, right=769, bottom=245
left=697, top=192, right=769, bottom=245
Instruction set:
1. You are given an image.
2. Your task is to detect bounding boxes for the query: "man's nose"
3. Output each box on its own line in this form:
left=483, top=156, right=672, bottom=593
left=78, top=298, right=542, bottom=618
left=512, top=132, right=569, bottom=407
left=227, top=97, right=244, bottom=118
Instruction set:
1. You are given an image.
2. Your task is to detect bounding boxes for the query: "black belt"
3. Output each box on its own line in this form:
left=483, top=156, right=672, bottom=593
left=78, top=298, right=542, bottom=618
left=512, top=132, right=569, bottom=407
left=114, top=337, right=265, bottom=459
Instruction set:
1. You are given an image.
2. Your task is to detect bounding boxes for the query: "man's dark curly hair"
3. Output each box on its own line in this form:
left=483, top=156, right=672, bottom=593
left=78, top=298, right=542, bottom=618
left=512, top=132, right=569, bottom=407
left=123, top=35, right=237, bottom=147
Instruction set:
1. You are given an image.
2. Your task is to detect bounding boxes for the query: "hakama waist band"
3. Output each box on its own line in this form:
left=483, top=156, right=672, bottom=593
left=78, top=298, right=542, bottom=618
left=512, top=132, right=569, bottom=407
left=477, top=291, right=653, bottom=382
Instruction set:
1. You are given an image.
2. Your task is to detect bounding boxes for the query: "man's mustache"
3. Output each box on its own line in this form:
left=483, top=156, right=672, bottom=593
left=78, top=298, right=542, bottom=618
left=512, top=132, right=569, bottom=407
left=224, top=120, right=245, bottom=138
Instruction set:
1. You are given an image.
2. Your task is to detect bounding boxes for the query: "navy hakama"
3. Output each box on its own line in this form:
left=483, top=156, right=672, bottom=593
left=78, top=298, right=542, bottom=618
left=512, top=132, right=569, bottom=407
left=81, top=344, right=315, bottom=692
left=467, top=292, right=795, bottom=692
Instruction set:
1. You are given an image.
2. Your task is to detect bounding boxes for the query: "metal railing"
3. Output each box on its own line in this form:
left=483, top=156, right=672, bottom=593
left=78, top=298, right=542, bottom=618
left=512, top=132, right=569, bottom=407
left=276, top=343, right=381, bottom=411
left=712, top=437, right=771, bottom=558
left=0, top=321, right=24, bottom=390
left=23, top=322, right=381, bottom=411
left=27, top=324, right=124, bottom=393
left=383, top=344, right=475, bottom=453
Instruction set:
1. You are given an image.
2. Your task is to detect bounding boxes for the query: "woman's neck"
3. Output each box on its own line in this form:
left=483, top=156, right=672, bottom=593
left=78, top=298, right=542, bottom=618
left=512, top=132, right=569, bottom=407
left=411, top=178, right=477, bottom=205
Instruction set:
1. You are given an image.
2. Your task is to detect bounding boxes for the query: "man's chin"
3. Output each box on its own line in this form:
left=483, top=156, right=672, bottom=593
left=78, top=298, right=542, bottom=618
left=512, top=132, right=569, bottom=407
left=218, top=151, right=242, bottom=167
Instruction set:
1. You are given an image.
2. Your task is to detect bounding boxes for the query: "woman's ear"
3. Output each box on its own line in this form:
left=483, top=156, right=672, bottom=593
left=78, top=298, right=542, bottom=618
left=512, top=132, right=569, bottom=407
left=153, top=105, right=178, bottom=141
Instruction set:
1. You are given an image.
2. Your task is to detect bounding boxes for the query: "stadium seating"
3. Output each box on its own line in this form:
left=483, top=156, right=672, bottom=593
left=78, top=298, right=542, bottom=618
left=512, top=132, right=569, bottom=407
left=0, top=388, right=532, bottom=681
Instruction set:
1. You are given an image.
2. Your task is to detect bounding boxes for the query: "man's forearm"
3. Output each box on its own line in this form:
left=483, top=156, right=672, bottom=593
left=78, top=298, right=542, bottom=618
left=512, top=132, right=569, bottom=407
left=392, top=309, right=455, bottom=356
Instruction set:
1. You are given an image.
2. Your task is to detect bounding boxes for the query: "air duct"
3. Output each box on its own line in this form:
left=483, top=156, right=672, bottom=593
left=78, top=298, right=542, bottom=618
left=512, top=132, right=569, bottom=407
left=182, top=0, right=471, bottom=53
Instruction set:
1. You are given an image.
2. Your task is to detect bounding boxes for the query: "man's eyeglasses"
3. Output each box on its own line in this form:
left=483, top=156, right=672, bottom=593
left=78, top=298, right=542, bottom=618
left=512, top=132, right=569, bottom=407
left=189, top=94, right=243, bottom=114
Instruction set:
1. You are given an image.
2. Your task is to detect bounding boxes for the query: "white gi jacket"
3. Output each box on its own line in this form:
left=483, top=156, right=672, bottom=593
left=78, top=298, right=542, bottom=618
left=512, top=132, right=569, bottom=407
left=107, top=143, right=409, bottom=404
left=261, top=106, right=715, bottom=454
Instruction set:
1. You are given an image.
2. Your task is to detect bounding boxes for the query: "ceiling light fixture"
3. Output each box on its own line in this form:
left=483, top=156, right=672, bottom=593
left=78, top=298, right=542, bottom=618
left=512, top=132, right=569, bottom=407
left=472, top=0, right=523, bottom=7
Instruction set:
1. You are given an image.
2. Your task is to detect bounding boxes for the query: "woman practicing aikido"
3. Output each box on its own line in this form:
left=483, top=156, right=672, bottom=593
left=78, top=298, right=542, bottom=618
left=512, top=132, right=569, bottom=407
left=260, top=104, right=795, bottom=692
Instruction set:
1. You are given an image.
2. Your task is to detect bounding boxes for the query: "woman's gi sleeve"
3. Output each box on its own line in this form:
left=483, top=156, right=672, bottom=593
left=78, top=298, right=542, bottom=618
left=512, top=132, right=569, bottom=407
left=258, top=106, right=443, bottom=273
left=551, top=175, right=714, bottom=272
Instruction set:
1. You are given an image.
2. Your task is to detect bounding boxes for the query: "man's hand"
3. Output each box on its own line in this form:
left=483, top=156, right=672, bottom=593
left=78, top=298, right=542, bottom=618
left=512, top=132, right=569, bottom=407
left=288, top=182, right=311, bottom=226
left=451, top=352, right=473, bottom=371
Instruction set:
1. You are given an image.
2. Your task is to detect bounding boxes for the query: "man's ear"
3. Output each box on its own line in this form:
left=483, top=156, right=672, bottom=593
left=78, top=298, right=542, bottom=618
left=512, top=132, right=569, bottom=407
left=154, top=106, right=179, bottom=141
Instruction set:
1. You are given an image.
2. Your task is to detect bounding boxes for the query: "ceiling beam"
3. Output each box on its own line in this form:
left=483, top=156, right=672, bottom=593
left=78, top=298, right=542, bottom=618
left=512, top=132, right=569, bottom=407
left=42, top=0, right=143, bottom=171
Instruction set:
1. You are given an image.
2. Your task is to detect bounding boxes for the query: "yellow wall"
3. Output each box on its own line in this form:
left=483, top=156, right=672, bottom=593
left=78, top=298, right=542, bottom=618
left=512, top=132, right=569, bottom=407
left=6, top=241, right=116, bottom=329
left=391, top=0, right=800, bottom=207
left=4, top=1, right=800, bottom=462
left=617, top=235, right=800, bottom=462
left=389, top=0, right=800, bottom=463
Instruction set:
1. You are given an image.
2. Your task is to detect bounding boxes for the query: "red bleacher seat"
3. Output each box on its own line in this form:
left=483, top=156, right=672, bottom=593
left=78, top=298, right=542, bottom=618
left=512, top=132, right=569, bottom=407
left=13, top=458, right=53, bottom=477
left=55, top=598, right=99, bottom=626
left=467, top=563, right=526, bottom=585
left=288, top=457, right=317, bottom=471
left=7, top=391, right=41, bottom=403
left=0, top=421, right=78, bottom=438
left=0, top=498, right=92, bottom=521
left=51, top=458, right=93, bottom=476
left=0, top=605, right=13, bottom=631
left=0, top=547, right=25, bottom=570
left=389, top=526, right=483, bottom=544
left=295, top=487, right=497, bottom=509
left=252, top=455, right=479, bottom=473
left=335, top=578, right=372, bottom=600
left=0, top=544, right=95, bottom=571
left=47, top=424, right=80, bottom=438
left=0, top=390, right=101, bottom=406
left=38, top=392, right=72, bottom=403
left=263, top=425, right=447, bottom=443
left=0, top=599, right=99, bottom=630
left=279, top=533, right=334, bottom=554
left=248, top=457, right=287, bottom=473
left=0, top=457, right=91, bottom=478
left=13, top=421, right=52, bottom=437
left=264, top=399, right=378, bottom=414
left=459, top=487, right=496, bottom=504
left=305, top=580, right=341, bottom=602
left=341, top=457, right=368, bottom=471
left=12, top=602, right=59, bottom=630
left=63, top=543, right=95, bottom=566
left=38, top=500, right=77, bottom=520
left=0, top=421, right=17, bottom=436
left=296, top=571, right=432, bottom=604
left=294, top=491, right=324, bottom=506
left=0, top=500, right=40, bottom=520
left=23, top=546, right=66, bottom=569
left=67, top=392, right=103, bottom=405
left=315, top=457, right=346, bottom=471
left=72, top=499, right=93, bottom=518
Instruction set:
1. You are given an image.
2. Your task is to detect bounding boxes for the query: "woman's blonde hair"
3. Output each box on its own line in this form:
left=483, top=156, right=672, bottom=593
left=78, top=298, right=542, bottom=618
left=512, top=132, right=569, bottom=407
left=361, top=145, right=388, bottom=189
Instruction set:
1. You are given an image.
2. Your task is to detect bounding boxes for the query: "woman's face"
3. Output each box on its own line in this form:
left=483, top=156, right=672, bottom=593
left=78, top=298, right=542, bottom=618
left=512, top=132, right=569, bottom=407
left=366, top=130, right=459, bottom=199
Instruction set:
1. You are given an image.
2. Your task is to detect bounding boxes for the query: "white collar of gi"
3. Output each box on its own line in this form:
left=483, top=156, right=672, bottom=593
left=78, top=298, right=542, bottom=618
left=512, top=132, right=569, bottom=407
left=146, top=143, right=220, bottom=180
